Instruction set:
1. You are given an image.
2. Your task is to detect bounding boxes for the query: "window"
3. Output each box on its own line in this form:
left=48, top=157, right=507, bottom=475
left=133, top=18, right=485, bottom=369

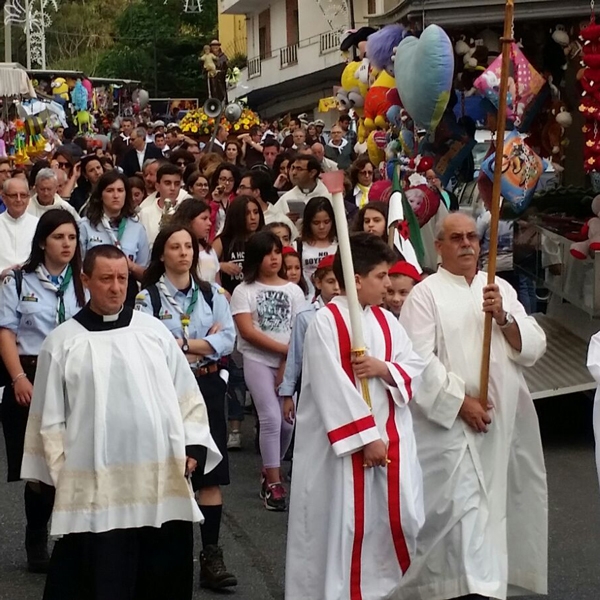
left=286, top=0, right=299, bottom=46
left=367, top=0, right=377, bottom=14
left=258, top=9, right=271, bottom=59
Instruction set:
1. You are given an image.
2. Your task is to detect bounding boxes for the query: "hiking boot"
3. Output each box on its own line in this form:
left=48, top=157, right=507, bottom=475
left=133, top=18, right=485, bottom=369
left=227, top=431, right=242, bottom=450
left=264, top=482, right=287, bottom=512
left=25, top=526, right=49, bottom=573
left=199, top=545, right=237, bottom=590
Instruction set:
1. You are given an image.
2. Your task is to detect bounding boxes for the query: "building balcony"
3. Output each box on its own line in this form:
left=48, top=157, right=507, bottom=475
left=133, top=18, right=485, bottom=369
left=234, top=28, right=346, bottom=93
left=220, top=0, right=270, bottom=15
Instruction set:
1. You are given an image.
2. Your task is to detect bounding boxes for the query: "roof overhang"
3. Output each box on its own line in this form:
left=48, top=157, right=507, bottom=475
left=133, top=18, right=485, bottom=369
left=368, top=0, right=594, bottom=27
left=239, top=63, right=345, bottom=114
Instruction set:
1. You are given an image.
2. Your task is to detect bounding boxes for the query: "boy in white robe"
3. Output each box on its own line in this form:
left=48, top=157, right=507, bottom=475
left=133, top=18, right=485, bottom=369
left=398, top=213, right=547, bottom=600
left=21, top=245, right=221, bottom=600
left=286, top=232, right=426, bottom=600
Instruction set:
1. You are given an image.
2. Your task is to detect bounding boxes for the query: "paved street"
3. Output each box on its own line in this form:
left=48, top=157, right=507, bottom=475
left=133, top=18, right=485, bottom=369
left=1, top=395, right=600, bottom=600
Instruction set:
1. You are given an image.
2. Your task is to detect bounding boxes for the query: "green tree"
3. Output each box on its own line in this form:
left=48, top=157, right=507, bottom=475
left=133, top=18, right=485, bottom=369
left=98, top=0, right=218, bottom=99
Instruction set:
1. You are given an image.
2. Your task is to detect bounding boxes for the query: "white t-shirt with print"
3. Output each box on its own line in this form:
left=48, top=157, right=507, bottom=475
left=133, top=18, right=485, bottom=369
left=230, top=280, right=306, bottom=368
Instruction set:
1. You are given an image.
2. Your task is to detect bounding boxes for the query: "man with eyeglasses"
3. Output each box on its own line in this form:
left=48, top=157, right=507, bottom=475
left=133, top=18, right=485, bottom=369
left=325, top=124, right=355, bottom=170
left=119, top=126, right=163, bottom=178
left=0, top=158, right=13, bottom=213
left=399, top=212, right=548, bottom=600
left=276, top=156, right=332, bottom=220
left=0, top=178, right=38, bottom=272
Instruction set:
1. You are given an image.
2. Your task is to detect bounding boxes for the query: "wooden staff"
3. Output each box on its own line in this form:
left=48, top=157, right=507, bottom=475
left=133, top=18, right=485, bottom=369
left=479, top=0, right=515, bottom=409
left=324, top=171, right=372, bottom=409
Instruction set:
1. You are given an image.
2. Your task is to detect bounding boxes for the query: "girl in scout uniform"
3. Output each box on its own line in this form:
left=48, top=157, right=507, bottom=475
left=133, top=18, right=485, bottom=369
left=136, top=224, right=237, bottom=591
left=79, top=170, right=150, bottom=306
left=0, top=209, right=86, bottom=573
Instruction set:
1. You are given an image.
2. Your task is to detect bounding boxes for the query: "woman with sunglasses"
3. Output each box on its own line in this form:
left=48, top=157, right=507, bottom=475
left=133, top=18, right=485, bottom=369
left=136, top=224, right=237, bottom=591
left=0, top=210, right=86, bottom=573
left=344, top=156, right=376, bottom=221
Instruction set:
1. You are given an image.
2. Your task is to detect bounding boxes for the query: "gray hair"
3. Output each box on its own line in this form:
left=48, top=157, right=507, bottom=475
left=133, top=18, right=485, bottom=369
left=142, top=158, right=158, bottom=172
left=35, top=168, right=58, bottom=185
left=435, top=213, right=477, bottom=240
left=132, top=126, right=147, bottom=139
left=3, top=177, right=29, bottom=194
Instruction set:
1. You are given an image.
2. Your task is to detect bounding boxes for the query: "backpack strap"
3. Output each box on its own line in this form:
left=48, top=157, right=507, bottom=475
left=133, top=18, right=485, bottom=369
left=199, top=282, right=214, bottom=312
left=13, top=269, right=23, bottom=299
left=147, top=284, right=162, bottom=319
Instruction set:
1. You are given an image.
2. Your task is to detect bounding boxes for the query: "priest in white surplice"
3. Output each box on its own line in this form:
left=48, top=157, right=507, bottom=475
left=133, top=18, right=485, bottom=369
left=398, top=213, right=548, bottom=600
left=286, top=233, right=426, bottom=600
left=21, top=244, right=221, bottom=600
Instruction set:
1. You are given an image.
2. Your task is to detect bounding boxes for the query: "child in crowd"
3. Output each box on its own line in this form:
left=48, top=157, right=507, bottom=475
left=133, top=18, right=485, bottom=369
left=282, top=247, right=309, bottom=298
left=384, top=261, right=422, bottom=318
left=294, top=197, right=338, bottom=298
left=230, top=231, right=306, bottom=511
left=280, top=254, right=340, bottom=424
left=264, top=221, right=293, bottom=247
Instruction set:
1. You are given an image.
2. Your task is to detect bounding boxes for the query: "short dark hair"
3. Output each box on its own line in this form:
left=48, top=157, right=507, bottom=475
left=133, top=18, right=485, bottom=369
left=156, top=163, right=182, bottom=183
left=154, top=131, right=165, bottom=140
left=249, top=125, right=261, bottom=136
left=243, top=231, right=284, bottom=284
left=83, top=244, right=127, bottom=276
left=263, top=137, right=280, bottom=151
left=339, top=114, right=351, bottom=123
left=292, top=155, right=321, bottom=178
left=333, top=232, right=396, bottom=290
left=247, top=169, right=275, bottom=203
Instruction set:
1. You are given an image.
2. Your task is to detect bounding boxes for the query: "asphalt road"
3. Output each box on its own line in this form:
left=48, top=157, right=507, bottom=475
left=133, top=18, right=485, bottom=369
left=1, top=394, right=599, bottom=600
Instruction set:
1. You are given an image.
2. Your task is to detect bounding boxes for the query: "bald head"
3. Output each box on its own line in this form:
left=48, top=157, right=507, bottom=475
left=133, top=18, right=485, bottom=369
left=311, top=142, right=325, bottom=161
left=435, top=213, right=480, bottom=280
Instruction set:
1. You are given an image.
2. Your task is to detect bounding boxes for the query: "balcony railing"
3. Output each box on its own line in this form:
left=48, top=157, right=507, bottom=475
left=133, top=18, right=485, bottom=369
left=280, top=42, right=299, bottom=69
left=319, top=29, right=341, bottom=55
left=248, top=56, right=261, bottom=79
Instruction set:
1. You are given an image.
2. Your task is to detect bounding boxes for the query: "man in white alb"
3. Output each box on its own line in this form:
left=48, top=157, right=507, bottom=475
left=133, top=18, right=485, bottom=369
left=27, top=168, right=80, bottom=220
left=21, top=244, right=221, bottom=600
left=0, top=178, right=38, bottom=272
left=398, top=213, right=548, bottom=600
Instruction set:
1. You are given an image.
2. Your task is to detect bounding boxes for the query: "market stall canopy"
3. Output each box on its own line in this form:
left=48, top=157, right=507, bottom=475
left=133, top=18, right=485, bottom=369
left=0, top=63, right=36, bottom=98
left=27, top=69, right=85, bottom=80
left=89, top=77, right=141, bottom=87
left=368, top=0, right=594, bottom=27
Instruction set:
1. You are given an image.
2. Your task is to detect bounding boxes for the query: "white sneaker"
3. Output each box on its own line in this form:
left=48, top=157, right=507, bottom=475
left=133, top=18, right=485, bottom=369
left=227, top=431, right=242, bottom=450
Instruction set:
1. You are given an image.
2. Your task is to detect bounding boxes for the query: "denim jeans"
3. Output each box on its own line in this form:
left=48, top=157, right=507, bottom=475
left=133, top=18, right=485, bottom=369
left=518, top=273, right=537, bottom=314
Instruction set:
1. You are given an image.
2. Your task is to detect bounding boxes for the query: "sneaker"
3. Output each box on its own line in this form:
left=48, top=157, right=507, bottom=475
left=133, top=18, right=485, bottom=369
left=259, top=468, right=268, bottom=500
left=264, top=482, right=287, bottom=512
left=227, top=431, right=241, bottom=450
left=199, top=545, right=238, bottom=590
left=25, top=526, right=50, bottom=573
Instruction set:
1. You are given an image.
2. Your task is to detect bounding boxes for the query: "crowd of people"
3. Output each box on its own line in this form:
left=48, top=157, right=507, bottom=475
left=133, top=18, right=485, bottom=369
left=0, top=113, right=548, bottom=600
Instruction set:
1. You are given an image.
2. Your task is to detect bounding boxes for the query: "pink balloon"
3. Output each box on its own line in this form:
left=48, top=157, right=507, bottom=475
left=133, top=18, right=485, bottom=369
left=82, top=79, right=93, bottom=96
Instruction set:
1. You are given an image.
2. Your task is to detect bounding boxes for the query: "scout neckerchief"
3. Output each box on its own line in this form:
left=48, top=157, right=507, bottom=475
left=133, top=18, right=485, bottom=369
left=158, top=275, right=199, bottom=339
left=35, top=264, right=73, bottom=324
left=101, top=214, right=127, bottom=248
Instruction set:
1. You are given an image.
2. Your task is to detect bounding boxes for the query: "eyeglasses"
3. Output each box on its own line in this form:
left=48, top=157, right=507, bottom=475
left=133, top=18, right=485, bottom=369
left=56, top=161, right=70, bottom=169
left=447, top=232, right=479, bottom=243
left=0, top=168, right=11, bottom=175
left=238, top=184, right=252, bottom=191
left=176, top=161, right=187, bottom=167
left=218, top=176, right=234, bottom=184
left=196, top=182, right=209, bottom=188
left=359, top=169, right=374, bottom=176
left=4, top=192, right=29, bottom=199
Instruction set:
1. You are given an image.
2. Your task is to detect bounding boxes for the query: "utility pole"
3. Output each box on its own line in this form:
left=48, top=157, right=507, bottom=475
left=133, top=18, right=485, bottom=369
left=4, top=0, right=12, bottom=62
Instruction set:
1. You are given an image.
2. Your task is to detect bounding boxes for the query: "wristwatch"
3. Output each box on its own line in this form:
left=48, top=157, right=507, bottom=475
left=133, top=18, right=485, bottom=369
left=499, top=312, right=515, bottom=329
left=182, top=340, right=190, bottom=353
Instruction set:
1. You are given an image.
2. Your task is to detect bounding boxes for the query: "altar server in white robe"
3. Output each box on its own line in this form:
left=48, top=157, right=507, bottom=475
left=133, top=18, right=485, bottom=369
left=398, top=213, right=548, bottom=600
left=286, top=232, right=426, bottom=600
left=21, top=244, right=221, bottom=600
